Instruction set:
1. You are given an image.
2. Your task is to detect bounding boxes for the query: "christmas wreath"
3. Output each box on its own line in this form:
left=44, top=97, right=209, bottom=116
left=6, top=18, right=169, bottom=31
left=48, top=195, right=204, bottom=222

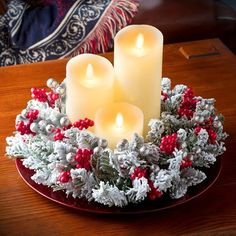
left=6, top=78, right=227, bottom=207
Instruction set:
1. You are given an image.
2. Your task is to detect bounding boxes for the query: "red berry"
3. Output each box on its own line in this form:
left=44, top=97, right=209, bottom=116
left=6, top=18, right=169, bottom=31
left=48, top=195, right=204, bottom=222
left=207, top=128, right=217, bottom=144
left=31, top=87, right=37, bottom=94
left=148, top=180, right=163, bottom=201
left=74, top=154, right=82, bottom=161
left=76, top=163, right=83, bottom=169
left=161, top=91, right=168, bottom=101
left=58, top=171, right=70, bottom=183
left=130, top=173, right=136, bottom=180
left=77, top=149, right=83, bottom=154
left=47, top=92, right=59, bottom=107
left=89, top=120, right=94, bottom=126
left=194, top=126, right=202, bottom=134
left=53, top=129, right=65, bottom=141
left=130, top=167, right=147, bottom=180
left=83, top=149, right=90, bottom=156
left=51, top=93, right=59, bottom=101
left=180, top=157, right=193, bottom=169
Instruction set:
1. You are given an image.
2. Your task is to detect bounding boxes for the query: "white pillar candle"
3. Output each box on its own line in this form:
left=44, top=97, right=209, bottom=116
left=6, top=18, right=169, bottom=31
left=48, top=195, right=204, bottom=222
left=66, top=54, right=114, bottom=123
left=114, top=25, right=163, bottom=135
left=95, top=102, right=144, bottom=149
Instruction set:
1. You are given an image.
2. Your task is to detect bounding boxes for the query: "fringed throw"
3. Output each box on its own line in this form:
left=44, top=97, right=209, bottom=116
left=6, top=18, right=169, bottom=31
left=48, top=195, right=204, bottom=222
left=0, top=0, right=139, bottom=66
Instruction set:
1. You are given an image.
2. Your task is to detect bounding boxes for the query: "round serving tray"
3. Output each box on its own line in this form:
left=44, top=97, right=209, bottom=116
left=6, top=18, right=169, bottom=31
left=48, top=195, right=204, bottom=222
left=16, top=158, right=222, bottom=215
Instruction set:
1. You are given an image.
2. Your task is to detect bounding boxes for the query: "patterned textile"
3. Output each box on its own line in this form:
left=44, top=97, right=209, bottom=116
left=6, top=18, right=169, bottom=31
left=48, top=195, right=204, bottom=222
left=0, top=0, right=138, bottom=66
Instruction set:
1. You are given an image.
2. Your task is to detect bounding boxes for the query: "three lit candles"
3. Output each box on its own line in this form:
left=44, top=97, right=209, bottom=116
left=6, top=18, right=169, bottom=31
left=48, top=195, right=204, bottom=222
left=66, top=25, right=163, bottom=148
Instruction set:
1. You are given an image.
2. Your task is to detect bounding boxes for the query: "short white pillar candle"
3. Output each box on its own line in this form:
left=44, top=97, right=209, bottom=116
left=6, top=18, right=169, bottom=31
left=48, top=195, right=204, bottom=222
left=95, top=102, right=144, bottom=149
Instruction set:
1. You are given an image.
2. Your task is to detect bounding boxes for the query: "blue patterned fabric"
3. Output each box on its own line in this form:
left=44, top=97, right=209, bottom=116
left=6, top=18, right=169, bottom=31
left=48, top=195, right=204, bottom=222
left=0, top=0, right=138, bottom=66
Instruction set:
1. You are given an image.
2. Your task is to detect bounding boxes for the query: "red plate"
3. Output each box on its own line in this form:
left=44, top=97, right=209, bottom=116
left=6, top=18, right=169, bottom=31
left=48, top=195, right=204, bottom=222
left=16, top=158, right=222, bottom=214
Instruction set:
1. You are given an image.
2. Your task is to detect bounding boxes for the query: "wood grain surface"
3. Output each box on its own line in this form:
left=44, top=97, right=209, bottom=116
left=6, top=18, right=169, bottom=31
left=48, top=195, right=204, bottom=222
left=0, top=39, right=236, bottom=236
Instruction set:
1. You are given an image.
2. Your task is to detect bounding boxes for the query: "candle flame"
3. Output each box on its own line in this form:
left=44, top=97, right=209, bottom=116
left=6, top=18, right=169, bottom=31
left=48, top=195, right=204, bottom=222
left=136, top=33, right=144, bottom=49
left=86, top=63, right=93, bottom=80
left=116, top=113, right=123, bottom=129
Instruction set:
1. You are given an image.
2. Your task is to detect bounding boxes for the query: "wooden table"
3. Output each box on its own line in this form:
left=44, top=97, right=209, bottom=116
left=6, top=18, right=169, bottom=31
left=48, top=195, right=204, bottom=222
left=0, top=39, right=236, bottom=235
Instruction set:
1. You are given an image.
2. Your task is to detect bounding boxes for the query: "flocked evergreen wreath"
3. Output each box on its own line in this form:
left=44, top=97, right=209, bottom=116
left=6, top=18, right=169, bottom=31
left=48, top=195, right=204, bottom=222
left=6, top=78, right=227, bottom=207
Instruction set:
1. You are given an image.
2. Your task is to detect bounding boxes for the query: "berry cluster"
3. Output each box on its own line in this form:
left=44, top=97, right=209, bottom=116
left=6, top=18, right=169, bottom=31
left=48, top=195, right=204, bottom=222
left=47, top=91, right=59, bottom=107
left=195, top=126, right=217, bottom=144
left=148, top=180, right=163, bottom=201
left=160, top=133, right=177, bottom=155
left=180, top=157, right=193, bottom=169
left=178, top=88, right=197, bottom=119
left=31, top=88, right=48, bottom=102
left=26, top=109, right=39, bottom=121
left=130, top=167, right=147, bottom=180
left=16, top=109, right=40, bottom=135
left=16, top=121, right=33, bottom=135
left=53, top=128, right=65, bottom=141
left=58, top=171, right=70, bottom=183
left=31, top=87, right=59, bottom=107
left=73, top=118, right=94, bottom=130
left=75, top=148, right=93, bottom=171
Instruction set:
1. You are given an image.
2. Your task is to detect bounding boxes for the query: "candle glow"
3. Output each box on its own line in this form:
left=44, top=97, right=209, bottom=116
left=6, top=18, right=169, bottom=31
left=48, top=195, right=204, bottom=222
left=81, top=63, right=97, bottom=88
left=115, top=112, right=123, bottom=129
left=86, top=63, right=94, bottom=80
left=136, top=33, right=144, bottom=49
left=135, top=33, right=144, bottom=56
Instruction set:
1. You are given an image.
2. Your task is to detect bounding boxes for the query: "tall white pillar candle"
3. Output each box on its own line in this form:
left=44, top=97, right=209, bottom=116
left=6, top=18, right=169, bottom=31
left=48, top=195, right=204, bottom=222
left=114, top=25, right=163, bottom=135
left=66, top=54, right=114, bottom=123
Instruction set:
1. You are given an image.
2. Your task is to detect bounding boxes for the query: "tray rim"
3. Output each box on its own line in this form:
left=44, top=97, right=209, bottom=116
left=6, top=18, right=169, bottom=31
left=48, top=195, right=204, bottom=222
left=15, top=157, right=222, bottom=215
